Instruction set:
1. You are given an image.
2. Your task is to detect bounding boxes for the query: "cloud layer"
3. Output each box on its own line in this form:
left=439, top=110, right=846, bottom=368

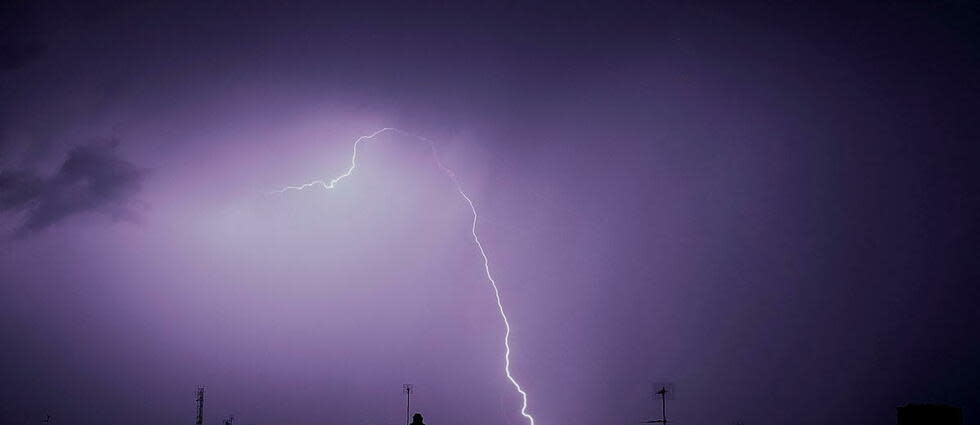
left=0, top=140, right=146, bottom=235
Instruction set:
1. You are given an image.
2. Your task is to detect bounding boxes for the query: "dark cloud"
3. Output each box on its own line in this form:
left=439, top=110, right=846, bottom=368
left=0, top=168, right=43, bottom=210
left=0, top=140, right=146, bottom=235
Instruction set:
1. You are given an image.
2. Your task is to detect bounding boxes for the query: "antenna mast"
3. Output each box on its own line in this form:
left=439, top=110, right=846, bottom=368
left=643, top=384, right=672, bottom=425
left=657, top=386, right=668, bottom=425
left=195, top=387, right=205, bottom=425
left=403, top=384, right=414, bottom=425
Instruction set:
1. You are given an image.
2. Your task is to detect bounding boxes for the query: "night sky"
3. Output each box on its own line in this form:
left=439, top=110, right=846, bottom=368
left=2, top=2, right=979, bottom=425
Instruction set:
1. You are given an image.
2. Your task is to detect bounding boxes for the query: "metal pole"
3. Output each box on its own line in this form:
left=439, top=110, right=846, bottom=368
left=196, top=387, right=205, bottom=425
left=403, top=384, right=413, bottom=425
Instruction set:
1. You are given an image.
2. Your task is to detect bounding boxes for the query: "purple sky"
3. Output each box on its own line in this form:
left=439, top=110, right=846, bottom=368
left=2, top=2, right=979, bottom=425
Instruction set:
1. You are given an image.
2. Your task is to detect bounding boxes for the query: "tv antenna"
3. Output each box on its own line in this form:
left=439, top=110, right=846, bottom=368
left=643, top=383, right=674, bottom=425
left=195, top=386, right=205, bottom=425
left=403, top=384, right=414, bottom=425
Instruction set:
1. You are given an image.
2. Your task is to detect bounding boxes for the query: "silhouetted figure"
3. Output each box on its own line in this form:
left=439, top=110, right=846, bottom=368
left=410, top=413, right=426, bottom=425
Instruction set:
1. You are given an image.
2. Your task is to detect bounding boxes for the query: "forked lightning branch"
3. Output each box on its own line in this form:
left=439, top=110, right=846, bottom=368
left=273, top=128, right=536, bottom=425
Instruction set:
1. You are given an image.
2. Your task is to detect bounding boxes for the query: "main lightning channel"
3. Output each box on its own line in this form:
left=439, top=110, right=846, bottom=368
left=273, top=128, right=536, bottom=425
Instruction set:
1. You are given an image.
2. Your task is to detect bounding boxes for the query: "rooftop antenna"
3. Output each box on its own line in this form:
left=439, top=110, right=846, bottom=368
left=195, top=387, right=205, bottom=425
left=223, top=414, right=235, bottom=425
left=403, top=384, right=414, bottom=425
left=643, top=383, right=674, bottom=425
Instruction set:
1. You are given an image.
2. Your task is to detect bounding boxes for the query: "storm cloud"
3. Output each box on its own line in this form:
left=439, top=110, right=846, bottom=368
left=2, top=2, right=979, bottom=425
left=0, top=140, right=146, bottom=235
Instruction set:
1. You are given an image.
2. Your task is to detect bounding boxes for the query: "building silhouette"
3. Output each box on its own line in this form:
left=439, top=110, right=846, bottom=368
left=897, top=403, right=963, bottom=425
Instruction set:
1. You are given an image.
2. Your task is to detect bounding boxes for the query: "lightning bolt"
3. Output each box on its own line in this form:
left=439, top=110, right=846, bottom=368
left=273, top=128, right=536, bottom=425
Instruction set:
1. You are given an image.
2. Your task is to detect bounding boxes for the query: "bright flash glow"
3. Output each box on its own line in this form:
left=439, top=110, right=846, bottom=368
left=273, top=128, right=536, bottom=425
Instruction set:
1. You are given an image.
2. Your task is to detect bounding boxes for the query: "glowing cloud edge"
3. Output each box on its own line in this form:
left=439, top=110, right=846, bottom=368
left=272, top=128, right=536, bottom=425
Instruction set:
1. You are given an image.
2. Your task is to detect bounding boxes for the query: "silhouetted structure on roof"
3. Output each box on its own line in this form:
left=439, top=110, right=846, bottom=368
left=195, top=387, right=205, bottom=425
left=403, top=384, right=414, bottom=425
left=643, top=384, right=672, bottom=424
left=897, top=403, right=963, bottom=425
left=410, top=413, right=426, bottom=425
